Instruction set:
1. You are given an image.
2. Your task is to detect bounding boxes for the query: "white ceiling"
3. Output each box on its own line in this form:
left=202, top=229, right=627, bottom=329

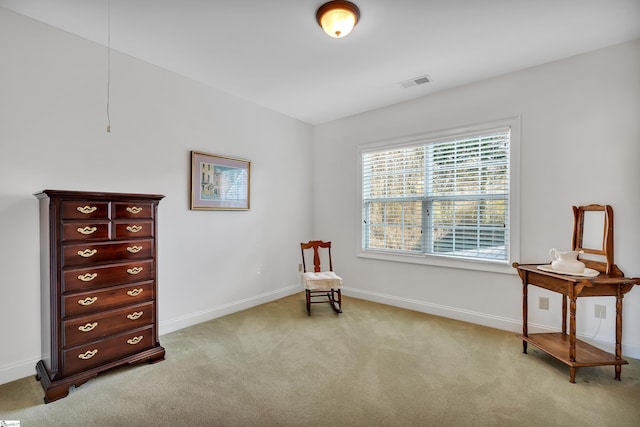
left=2, top=0, right=639, bottom=125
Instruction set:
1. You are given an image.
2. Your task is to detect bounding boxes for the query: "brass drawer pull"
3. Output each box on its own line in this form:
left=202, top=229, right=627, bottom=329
left=126, top=225, right=142, bottom=233
left=77, top=226, right=97, bottom=235
left=127, top=267, right=143, bottom=275
left=78, top=349, right=98, bottom=360
left=77, top=206, right=97, bottom=214
left=78, top=297, right=98, bottom=306
left=127, top=336, right=143, bottom=345
left=127, top=311, right=143, bottom=320
left=127, top=288, right=143, bottom=297
left=127, top=245, right=143, bottom=253
left=126, top=206, right=143, bottom=214
left=77, top=249, right=97, bottom=258
left=78, top=273, right=97, bottom=282
left=78, top=322, right=98, bottom=332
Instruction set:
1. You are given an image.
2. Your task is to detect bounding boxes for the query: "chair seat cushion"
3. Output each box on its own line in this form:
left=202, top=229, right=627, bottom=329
left=302, top=271, right=343, bottom=290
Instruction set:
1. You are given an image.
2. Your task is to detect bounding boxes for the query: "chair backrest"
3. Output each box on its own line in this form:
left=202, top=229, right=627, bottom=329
left=301, top=240, right=333, bottom=273
left=571, top=204, right=617, bottom=275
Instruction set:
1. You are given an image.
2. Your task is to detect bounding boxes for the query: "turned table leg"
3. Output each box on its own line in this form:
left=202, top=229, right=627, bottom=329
left=522, top=279, right=528, bottom=354
left=615, top=294, right=623, bottom=380
left=569, top=295, right=577, bottom=383
left=562, top=295, right=567, bottom=335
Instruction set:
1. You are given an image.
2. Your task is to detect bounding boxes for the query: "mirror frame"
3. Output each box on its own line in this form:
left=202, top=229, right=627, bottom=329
left=572, top=204, right=614, bottom=274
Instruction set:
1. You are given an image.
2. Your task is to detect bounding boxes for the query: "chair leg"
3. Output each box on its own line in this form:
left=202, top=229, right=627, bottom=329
left=327, top=289, right=342, bottom=314
left=306, top=289, right=311, bottom=315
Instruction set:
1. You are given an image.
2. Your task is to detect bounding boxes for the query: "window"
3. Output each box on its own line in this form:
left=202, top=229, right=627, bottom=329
left=359, top=118, right=519, bottom=273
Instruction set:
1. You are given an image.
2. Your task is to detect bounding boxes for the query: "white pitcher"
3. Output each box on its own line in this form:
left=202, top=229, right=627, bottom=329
left=549, top=248, right=585, bottom=273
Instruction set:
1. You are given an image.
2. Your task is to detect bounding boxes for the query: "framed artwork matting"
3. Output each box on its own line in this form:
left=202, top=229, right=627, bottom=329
left=190, top=151, right=250, bottom=210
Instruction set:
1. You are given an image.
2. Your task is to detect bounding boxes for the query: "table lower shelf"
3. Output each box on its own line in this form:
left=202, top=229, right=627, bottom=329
left=517, top=333, right=628, bottom=368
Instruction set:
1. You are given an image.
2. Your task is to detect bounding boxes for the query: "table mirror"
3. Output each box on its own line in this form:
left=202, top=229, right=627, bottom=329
left=572, top=204, right=614, bottom=273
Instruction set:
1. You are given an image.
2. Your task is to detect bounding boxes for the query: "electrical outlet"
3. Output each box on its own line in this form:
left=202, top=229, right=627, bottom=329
left=595, top=304, right=606, bottom=319
left=298, top=263, right=303, bottom=272
left=539, top=297, right=549, bottom=310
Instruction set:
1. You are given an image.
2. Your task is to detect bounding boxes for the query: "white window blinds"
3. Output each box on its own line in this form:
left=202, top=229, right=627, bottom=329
left=362, top=128, right=510, bottom=262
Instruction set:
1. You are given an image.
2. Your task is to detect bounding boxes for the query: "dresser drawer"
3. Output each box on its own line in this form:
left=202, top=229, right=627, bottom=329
left=63, top=260, right=154, bottom=293
left=62, top=240, right=154, bottom=268
left=63, top=281, right=155, bottom=317
left=63, top=326, right=154, bottom=376
left=113, top=221, right=154, bottom=239
left=61, top=222, right=110, bottom=242
left=63, top=302, right=154, bottom=347
left=61, top=201, right=109, bottom=220
left=113, top=202, right=153, bottom=219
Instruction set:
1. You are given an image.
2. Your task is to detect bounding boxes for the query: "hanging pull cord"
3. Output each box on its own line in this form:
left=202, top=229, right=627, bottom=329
left=106, top=0, right=112, bottom=133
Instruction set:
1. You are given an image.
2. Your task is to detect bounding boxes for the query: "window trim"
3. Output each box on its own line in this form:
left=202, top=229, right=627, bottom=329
left=357, top=117, right=520, bottom=275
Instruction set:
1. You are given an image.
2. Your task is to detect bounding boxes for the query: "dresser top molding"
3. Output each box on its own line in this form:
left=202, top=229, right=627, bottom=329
left=35, top=189, right=165, bottom=201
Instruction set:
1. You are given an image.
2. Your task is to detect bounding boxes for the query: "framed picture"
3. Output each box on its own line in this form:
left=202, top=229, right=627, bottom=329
left=190, top=151, right=251, bottom=210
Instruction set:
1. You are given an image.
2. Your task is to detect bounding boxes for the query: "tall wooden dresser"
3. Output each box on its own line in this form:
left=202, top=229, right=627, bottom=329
left=35, top=190, right=165, bottom=403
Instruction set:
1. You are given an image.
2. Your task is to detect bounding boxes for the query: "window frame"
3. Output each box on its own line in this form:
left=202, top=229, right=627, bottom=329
left=357, top=117, right=520, bottom=274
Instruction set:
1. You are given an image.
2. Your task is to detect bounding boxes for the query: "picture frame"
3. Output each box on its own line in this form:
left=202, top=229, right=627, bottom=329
left=190, top=151, right=251, bottom=210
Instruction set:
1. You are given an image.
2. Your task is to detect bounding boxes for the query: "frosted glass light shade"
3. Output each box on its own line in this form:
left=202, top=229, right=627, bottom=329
left=316, top=1, right=360, bottom=38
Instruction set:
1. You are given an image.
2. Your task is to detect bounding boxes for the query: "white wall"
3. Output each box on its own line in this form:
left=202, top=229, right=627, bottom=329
left=313, top=39, right=640, bottom=359
left=0, top=9, right=312, bottom=385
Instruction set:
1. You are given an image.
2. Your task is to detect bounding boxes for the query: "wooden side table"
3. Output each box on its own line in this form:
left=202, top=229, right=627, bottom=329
left=513, top=263, right=638, bottom=383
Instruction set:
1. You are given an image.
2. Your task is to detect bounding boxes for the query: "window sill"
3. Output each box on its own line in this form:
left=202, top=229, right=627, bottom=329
left=357, top=249, right=517, bottom=275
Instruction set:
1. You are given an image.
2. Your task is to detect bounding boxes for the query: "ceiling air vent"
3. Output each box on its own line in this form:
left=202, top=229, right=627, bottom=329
left=399, top=75, right=432, bottom=88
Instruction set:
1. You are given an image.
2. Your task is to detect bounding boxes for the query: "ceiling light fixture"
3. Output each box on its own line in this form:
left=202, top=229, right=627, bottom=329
left=316, top=1, right=360, bottom=38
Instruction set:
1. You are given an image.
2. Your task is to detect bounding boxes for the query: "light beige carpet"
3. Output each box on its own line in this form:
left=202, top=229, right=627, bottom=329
left=1, top=294, right=639, bottom=426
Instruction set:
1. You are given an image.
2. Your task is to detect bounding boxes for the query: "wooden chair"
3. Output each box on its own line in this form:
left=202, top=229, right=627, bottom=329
left=300, top=240, right=343, bottom=315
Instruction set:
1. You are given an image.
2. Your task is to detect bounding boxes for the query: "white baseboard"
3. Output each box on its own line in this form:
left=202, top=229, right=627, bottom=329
left=0, top=285, right=300, bottom=387
left=0, top=357, right=41, bottom=387
left=344, top=287, right=640, bottom=360
left=3, top=285, right=636, bottom=387
left=159, top=285, right=300, bottom=336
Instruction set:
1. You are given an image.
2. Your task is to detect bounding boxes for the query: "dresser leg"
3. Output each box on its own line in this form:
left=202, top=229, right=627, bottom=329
left=43, top=384, right=72, bottom=404
left=615, top=365, right=621, bottom=381
left=569, top=367, right=576, bottom=384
